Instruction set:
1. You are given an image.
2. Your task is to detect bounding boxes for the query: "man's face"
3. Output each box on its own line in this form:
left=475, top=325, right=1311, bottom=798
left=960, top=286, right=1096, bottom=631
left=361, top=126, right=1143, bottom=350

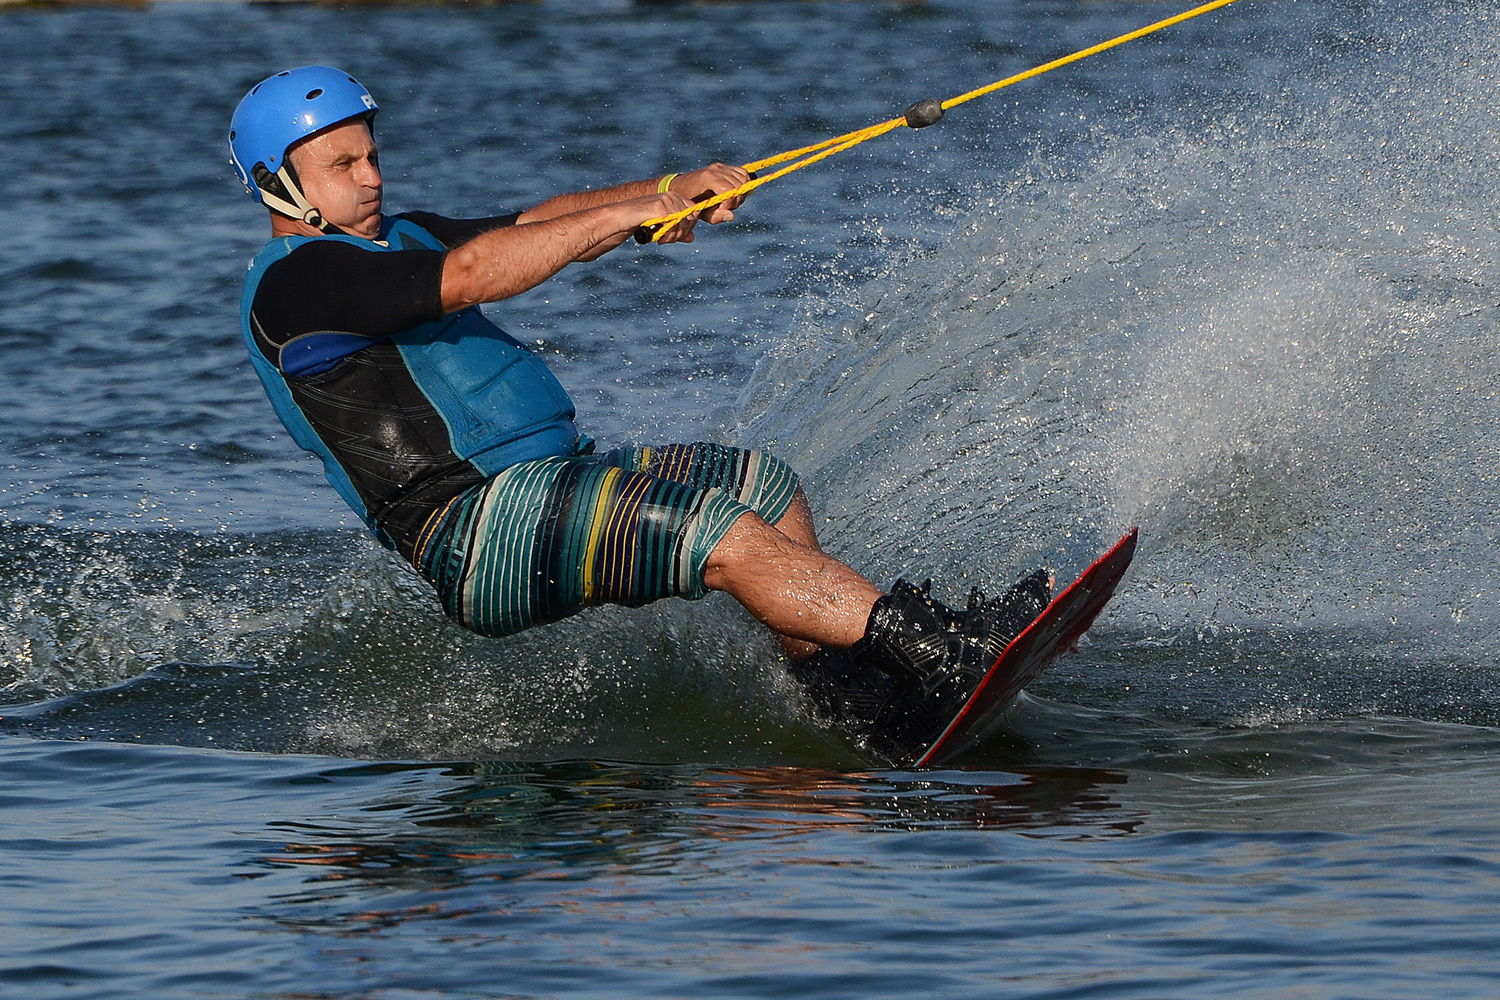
left=287, top=118, right=383, bottom=239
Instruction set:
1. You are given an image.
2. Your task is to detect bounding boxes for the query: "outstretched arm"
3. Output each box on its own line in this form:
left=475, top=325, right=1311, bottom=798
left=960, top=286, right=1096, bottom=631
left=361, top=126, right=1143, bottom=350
left=438, top=162, right=752, bottom=314
left=517, top=163, right=750, bottom=226
left=439, top=192, right=684, bottom=312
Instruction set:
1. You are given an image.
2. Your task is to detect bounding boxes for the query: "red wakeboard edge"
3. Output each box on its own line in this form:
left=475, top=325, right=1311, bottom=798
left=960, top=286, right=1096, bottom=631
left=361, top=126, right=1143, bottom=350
left=913, top=527, right=1139, bottom=768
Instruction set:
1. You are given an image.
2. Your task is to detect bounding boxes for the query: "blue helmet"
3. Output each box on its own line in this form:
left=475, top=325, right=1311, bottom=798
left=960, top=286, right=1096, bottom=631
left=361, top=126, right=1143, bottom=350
left=228, top=65, right=378, bottom=207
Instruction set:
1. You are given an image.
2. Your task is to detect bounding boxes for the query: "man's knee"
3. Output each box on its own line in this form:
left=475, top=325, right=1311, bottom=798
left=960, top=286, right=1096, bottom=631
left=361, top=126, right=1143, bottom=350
left=702, top=511, right=781, bottom=592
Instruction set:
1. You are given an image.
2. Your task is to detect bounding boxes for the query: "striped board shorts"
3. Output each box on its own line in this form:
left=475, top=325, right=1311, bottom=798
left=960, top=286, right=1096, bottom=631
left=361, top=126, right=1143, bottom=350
left=411, top=443, right=801, bottom=637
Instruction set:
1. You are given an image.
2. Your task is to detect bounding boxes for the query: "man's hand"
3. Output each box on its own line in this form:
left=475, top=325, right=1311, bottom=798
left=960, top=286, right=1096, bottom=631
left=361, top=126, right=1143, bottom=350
left=575, top=191, right=703, bottom=262
left=642, top=191, right=701, bottom=246
left=664, top=163, right=752, bottom=225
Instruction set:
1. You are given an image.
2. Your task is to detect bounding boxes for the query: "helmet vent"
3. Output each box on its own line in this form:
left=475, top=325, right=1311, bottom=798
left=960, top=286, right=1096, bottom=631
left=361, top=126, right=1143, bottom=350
left=305, top=88, right=324, bottom=100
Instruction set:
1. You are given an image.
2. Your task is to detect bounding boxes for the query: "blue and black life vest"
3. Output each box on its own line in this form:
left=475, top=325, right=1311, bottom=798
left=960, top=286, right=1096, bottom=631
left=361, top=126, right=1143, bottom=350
left=239, top=215, right=580, bottom=551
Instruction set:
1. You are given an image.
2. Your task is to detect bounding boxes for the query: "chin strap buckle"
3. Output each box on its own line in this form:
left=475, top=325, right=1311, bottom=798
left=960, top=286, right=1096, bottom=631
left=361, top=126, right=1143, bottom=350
left=251, top=162, right=342, bottom=235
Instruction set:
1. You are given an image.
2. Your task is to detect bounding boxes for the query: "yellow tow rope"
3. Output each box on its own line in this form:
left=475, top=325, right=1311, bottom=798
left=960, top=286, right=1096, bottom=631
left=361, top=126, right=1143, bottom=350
left=639, top=0, right=1242, bottom=241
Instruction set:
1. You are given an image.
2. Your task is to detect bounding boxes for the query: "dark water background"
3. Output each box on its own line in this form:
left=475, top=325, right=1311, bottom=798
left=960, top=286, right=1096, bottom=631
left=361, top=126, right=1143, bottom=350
left=3, top=0, right=1500, bottom=996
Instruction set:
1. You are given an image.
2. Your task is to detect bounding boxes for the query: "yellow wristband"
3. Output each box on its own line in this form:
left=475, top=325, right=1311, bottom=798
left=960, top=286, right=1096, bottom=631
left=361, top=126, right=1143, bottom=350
left=657, top=173, right=679, bottom=194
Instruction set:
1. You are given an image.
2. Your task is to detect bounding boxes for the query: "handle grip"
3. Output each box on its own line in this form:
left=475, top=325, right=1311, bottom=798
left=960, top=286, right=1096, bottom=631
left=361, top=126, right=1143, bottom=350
left=634, top=171, right=757, bottom=244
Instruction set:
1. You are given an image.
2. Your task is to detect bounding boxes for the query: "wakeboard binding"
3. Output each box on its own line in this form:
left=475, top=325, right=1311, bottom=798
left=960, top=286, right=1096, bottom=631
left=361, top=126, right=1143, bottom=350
left=792, top=571, right=1051, bottom=765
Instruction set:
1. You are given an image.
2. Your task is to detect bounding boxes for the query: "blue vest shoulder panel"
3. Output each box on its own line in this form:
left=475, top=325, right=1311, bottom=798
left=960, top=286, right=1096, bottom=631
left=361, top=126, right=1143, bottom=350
left=239, top=216, right=580, bottom=540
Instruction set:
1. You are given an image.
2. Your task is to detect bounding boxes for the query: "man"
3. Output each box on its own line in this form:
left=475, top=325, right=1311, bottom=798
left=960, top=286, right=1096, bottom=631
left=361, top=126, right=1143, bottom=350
left=228, top=66, right=1049, bottom=762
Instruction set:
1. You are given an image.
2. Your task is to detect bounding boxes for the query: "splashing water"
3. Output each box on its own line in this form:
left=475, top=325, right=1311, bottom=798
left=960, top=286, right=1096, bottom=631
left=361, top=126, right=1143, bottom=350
left=739, top=3, right=1500, bottom=676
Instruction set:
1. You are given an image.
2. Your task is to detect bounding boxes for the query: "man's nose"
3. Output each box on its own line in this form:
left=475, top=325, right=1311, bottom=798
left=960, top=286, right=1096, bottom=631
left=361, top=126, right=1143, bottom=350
left=356, top=157, right=382, bottom=188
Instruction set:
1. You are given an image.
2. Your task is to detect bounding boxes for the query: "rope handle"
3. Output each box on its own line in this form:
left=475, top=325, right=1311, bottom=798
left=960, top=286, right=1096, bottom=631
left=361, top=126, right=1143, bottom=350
left=633, top=183, right=751, bottom=245
left=636, top=0, right=1241, bottom=242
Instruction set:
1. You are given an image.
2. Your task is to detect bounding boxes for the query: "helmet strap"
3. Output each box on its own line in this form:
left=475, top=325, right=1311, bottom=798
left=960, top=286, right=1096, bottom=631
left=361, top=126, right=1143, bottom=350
left=251, top=162, right=347, bottom=236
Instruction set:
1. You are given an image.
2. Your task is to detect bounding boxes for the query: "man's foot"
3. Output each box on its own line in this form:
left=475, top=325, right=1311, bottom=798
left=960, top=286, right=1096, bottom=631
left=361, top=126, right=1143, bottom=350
left=787, top=645, right=893, bottom=735
left=855, top=572, right=1051, bottom=701
left=968, top=568, right=1052, bottom=658
left=792, top=571, right=1051, bottom=765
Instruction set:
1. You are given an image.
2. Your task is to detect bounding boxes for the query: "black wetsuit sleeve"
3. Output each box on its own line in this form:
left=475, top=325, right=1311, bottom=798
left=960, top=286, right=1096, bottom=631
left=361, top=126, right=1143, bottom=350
left=252, top=240, right=446, bottom=347
left=249, top=213, right=522, bottom=355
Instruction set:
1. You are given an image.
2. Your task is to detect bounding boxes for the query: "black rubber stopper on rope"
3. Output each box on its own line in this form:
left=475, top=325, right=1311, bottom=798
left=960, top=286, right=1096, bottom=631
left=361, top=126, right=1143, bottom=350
left=903, top=98, right=945, bottom=129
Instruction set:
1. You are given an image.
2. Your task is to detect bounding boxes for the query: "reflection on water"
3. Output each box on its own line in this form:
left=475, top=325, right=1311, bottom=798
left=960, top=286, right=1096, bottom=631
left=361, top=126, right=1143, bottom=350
left=248, top=760, right=1140, bottom=930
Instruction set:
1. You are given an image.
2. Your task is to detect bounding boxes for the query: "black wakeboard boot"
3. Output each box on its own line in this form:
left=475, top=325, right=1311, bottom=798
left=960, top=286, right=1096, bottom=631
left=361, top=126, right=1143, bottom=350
left=786, top=644, right=896, bottom=743
left=791, top=570, right=1051, bottom=766
left=966, top=568, right=1053, bottom=658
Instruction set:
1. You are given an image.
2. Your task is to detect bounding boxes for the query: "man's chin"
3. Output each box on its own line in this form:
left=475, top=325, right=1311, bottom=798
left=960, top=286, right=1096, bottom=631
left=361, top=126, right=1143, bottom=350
left=348, top=212, right=382, bottom=238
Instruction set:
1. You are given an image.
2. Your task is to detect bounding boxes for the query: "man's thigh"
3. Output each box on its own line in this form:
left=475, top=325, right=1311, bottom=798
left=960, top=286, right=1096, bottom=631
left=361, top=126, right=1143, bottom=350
left=597, top=442, right=800, bottom=527
left=419, top=449, right=766, bottom=637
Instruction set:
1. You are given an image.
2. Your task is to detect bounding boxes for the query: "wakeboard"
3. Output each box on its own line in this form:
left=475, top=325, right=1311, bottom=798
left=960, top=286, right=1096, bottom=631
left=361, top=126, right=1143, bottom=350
left=913, top=527, right=1137, bottom=767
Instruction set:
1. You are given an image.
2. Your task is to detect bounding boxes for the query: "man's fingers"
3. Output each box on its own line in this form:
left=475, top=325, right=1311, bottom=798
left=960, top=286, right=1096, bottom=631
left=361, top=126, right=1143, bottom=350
left=680, top=163, right=752, bottom=213
left=654, top=206, right=701, bottom=244
left=661, top=216, right=699, bottom=243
